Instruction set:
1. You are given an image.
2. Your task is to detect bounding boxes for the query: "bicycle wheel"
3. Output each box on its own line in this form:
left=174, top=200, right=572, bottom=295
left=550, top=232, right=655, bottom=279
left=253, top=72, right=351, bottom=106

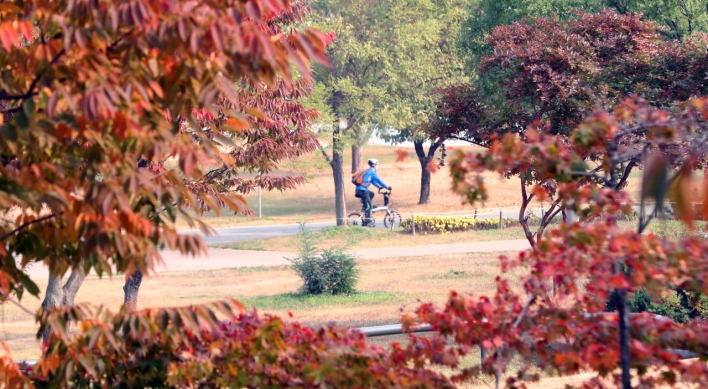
left=347, top=212, right=362, bottom=226
left=384, top=211, right=402, bottom=230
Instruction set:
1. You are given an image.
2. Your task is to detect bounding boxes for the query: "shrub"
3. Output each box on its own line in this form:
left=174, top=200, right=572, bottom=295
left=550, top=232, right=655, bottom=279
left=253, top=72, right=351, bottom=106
left=606, top=287, right=708, bottom=323
left=400, top=215, right=517, bottom=234
left=288, top=223, right=359, bottom=295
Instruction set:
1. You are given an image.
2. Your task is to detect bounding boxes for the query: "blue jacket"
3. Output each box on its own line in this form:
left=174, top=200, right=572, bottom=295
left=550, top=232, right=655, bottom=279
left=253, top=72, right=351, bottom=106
left=356, top=168, right=388, bottom=192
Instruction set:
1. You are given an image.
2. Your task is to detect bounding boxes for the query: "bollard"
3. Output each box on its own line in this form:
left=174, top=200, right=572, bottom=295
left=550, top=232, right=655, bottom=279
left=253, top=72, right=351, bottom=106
left=541, top=203, right=544, bottom=219
left=411, top=214, right=416, bottom=236
left=474, top=208, right=477, bottom=219
left=499, top=209, right=502, bottom=229
left=481, top=345, right=486, bottom=361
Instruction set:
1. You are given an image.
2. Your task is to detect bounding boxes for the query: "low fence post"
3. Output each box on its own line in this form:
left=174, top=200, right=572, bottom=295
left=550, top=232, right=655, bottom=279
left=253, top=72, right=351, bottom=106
left=411, top=213, right=416, bottom=236
left=474, top=208, right=478, bottom=219
left=499, top=209, right=502, bottom=229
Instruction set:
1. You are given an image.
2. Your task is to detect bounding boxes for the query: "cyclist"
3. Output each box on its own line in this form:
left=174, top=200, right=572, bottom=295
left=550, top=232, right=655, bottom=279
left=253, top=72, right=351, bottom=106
left=355, top=158, right=391, bottom=226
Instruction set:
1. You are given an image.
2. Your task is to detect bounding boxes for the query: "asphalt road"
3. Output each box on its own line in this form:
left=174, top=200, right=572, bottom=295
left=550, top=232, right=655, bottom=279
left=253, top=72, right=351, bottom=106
left=181, top=208, right=546, bottom=245
left=182, top=217, right=399, bottom=245
left=185, top=202, right=656, bottom=245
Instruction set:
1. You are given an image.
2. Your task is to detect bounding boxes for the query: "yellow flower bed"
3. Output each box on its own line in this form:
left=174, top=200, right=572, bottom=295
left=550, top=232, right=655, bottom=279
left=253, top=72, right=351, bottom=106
left=401, top=215, right=517, bottom=234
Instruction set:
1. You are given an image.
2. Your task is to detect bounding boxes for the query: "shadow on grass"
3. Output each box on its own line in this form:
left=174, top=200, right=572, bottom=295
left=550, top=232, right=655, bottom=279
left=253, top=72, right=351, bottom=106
left=181, top=290, right=400, bottom=310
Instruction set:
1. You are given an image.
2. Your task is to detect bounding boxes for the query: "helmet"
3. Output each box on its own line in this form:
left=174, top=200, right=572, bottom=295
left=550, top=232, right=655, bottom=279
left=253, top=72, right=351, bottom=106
left=367, top=158, right=379, bottom=166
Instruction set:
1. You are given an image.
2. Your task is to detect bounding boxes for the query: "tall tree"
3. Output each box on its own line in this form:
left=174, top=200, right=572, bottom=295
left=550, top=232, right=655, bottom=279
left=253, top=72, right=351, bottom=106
left=423, top=11, right=708, bottom=248
left=458, top=0, right=708, bottom=71
left=407, top=96, right=708, bottom=389
left=0, top=0, right=329, bottom=333
left=310, top=0, right=466, bottom=211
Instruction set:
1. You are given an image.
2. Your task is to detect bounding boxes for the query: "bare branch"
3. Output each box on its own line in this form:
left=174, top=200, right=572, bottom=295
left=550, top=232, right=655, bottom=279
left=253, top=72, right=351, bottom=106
left=319, top=143, right=332, bottom=165
left=616, top=159, right=637, bottom=189
left=513, top=295, right=534, bottom=328
left=0, top=213, right=58, bottom=242
left=446, top=135, right=489, bottom=148
left=0, top=288, right=35, bottom=317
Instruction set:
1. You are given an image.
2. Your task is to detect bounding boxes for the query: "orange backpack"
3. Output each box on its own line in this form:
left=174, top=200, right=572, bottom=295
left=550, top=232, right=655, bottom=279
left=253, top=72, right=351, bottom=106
left=351, top=169, right=367, bottom=186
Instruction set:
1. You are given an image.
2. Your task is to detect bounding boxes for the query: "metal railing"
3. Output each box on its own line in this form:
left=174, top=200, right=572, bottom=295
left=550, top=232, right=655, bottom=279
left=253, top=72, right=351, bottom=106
left=355, top=316, right=700, bottom=361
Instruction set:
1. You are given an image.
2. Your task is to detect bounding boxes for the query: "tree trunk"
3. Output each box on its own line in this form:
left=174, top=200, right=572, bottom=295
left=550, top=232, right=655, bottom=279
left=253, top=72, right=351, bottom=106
left=419, top=166, right=431, bottom=204
left=351, top=144, right=364, bottom=173
left=518, top=176, right=538, bottom=250
left=329, top=83, right=347, bottom=226
left=61, top=267, right=86, bottom=307
left=332, top=149, right=347, bottom=226
left=41, top=273, right=64, bottom=343
left=123, top=269, right=143, bottom=311
left=414, top=139, right=440, bottom=205
left=616, top=287, right=632, bottom=388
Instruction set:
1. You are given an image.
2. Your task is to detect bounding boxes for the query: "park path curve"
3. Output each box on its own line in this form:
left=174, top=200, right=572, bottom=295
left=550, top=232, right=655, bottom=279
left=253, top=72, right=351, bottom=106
left=24, top=239, right=530, bottom=280
left=154, top=238, right=531, bottom=272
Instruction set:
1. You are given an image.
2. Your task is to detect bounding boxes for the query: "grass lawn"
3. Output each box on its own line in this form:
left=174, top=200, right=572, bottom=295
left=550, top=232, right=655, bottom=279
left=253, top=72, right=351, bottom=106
left=212, top=217, right=702, bottom=253
left=214, top=224, right=529, bottom=252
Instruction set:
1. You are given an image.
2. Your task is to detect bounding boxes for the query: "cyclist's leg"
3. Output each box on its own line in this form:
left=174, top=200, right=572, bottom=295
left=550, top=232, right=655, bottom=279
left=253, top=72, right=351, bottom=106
left=362, top=190, right=373, bottom=225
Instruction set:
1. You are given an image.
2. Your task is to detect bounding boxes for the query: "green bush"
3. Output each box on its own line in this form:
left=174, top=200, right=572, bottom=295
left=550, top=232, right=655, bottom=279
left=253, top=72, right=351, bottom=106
left=606, top=287, right=708, bottom=323
left=401, top=215, right=517, bottom=234
left=288, top=222, right=359, bottom=295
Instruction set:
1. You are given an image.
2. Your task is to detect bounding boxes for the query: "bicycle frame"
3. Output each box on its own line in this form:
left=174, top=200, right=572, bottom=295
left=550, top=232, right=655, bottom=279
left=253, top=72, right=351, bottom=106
left=348, top=188, right=401, bottom=229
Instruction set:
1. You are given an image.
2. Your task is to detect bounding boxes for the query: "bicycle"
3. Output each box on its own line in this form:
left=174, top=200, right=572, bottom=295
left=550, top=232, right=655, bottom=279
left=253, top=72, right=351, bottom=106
left=348, top=188, right=402, bottom=230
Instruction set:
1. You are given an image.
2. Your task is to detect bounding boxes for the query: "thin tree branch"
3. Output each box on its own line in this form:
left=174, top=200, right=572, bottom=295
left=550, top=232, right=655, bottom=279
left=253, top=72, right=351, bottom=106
left=541, top=199, right=563, bottom=226
left=0, top=48, right=66, bottom=102
left=318, top=143, right=332, bottom=165
left=513, top=296, right=534, bottom=328
left=519, top=175, right=538, bottom=249
left=445, top=135, right=489, bottom=148
left=571, top=170, right=611, bottom=186
left=616, top=159, right=637, bottom=189
left=0, top=213, right=58, bottom=242
left=0, top=288, right=35, bottom=317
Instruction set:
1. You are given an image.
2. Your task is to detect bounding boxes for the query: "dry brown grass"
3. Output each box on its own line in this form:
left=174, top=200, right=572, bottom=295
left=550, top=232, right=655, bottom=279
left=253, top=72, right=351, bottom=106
left=178, top=143, right=647, bottom=229
left=1, top=251, right=515, bottom=360
left=2, top=248, right=699, bottom=388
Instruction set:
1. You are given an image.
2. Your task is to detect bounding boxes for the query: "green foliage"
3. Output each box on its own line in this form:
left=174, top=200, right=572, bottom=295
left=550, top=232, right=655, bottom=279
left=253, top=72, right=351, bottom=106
left=606, top=287, right=708, bottom=323
left=238, top=291, right=397, bottom=310
left=288, top=223, right=360, bottom=295
left=320, top=225, right=378, bottom=244
left=401, top=215, right=517, bottom=234
left=310, top=0, right=467, bottom=146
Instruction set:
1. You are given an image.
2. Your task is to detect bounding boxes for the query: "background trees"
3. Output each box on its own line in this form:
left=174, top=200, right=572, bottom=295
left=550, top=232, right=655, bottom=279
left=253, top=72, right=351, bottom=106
left=310, top=0, right=466, bottom=212
left=423, top=11, right=708, bottom=248
left=458, top=0, right=708, bottom=71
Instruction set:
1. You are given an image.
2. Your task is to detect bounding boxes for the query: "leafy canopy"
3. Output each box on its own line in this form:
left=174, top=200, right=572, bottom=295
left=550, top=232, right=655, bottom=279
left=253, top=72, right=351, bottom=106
left=0, top=0, right=329, bottom=300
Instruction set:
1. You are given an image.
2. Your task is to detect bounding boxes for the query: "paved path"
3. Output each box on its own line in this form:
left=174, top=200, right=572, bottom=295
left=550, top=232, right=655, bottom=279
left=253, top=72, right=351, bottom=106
left=25, top=239, right=531, bottom=280
left=153, top=239, right=530, bottom=273
left=181, top=221, right=335, bottom=244
left=179, top=205, right=561, bottom=245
